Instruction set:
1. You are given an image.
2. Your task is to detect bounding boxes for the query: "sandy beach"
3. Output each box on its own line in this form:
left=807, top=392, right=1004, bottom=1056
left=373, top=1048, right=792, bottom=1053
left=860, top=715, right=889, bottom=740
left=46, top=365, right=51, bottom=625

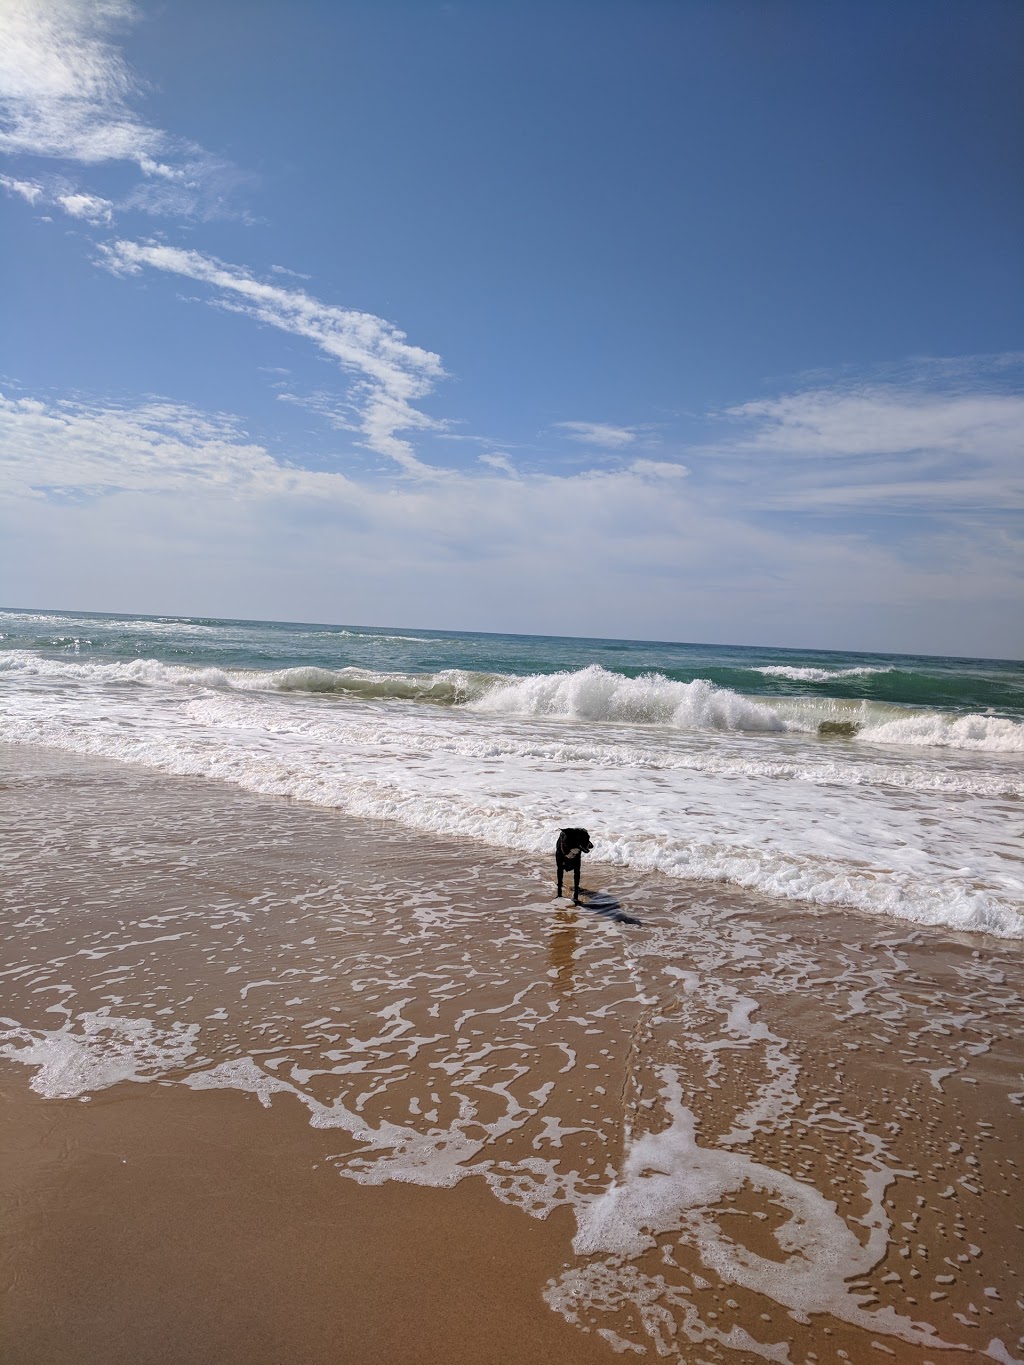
left=2, top=742, right=1022, bottom=1364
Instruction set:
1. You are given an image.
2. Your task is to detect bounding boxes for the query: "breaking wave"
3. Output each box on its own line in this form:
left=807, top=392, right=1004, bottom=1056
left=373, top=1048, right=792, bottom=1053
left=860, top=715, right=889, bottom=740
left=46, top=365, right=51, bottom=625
left=469, top=666, right=1024, bottom=752
left=2, top=652, right=1022, bottom=752
left=470, top=667, right=787, bottom=731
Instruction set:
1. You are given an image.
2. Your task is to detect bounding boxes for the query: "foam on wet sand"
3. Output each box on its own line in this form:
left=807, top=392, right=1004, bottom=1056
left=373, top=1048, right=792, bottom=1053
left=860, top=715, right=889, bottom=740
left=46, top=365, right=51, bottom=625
left=1, top=744, right=1022, bottom=1364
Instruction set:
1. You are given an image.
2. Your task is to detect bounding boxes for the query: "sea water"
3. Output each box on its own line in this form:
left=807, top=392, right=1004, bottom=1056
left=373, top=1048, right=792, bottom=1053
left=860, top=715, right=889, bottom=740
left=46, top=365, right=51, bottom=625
left=1, top=606, right=1021, bottom=939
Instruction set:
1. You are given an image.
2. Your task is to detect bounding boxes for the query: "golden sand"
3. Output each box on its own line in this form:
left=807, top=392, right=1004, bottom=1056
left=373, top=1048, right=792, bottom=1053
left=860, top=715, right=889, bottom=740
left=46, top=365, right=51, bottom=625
left=1, top=745, right=1022, bottom=1363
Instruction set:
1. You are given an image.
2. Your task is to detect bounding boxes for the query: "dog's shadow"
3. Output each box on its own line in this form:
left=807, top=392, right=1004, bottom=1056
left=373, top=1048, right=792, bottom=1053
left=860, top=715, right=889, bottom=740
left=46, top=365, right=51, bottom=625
left=575, top=888, right=641, bottom=927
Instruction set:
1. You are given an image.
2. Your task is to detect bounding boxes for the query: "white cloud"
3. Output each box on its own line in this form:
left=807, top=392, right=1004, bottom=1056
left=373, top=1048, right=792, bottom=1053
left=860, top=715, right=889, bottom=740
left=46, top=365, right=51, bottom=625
left=56, top=189, right=113, bottom=223
left=0, top=0, right=239, bottom=217
left=1, top=387, right=1019, bottom=655
left=556, top=421, right=639, bottom=448
left=0, top=171, right=43, bottom=203
left=0, top=391, right=318, bottom=500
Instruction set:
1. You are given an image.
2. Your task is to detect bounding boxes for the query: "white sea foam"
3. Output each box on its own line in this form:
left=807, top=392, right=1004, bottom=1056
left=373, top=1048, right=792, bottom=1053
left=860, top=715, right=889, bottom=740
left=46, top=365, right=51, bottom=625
left=186, top=1059, right=494, bottom=1188
left=552, top=1068, right=1011, bottom=1360
left=0, top=1011, right=200, bottom=1098
left=859, top=710, right=1024, bottom=753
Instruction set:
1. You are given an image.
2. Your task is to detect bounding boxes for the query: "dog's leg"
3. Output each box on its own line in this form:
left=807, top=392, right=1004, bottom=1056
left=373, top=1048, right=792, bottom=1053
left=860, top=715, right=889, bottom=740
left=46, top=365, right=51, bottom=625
left=572, top=859, right=581, bottom=903
left=556, top=853, right=564, bottom=899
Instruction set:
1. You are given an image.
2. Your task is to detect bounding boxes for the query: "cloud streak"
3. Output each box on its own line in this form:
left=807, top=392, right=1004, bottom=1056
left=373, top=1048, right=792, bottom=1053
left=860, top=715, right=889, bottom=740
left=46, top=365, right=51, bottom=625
left=100, top=240, right=448, bottom=475
left=556, top=421, right=640, bottom=448
left=700, top=381, right=1024, bottom=516
left=722, top=388, right=1024, bottom=460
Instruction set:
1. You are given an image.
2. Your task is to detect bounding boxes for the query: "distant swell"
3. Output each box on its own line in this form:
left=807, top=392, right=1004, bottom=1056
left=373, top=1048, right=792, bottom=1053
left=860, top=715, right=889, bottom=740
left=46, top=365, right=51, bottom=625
left=756, top=665, right=894, bottom=682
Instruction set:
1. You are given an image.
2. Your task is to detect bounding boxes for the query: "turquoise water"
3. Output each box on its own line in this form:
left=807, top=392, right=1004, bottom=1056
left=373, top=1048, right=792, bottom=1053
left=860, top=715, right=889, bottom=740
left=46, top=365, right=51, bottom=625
left=3, top=607, right=1021, bottom=717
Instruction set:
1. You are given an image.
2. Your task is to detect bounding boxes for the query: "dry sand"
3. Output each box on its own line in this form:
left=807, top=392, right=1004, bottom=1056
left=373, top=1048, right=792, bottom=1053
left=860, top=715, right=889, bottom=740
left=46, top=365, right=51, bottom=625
left=1, top=744, right=1022, bottom=1364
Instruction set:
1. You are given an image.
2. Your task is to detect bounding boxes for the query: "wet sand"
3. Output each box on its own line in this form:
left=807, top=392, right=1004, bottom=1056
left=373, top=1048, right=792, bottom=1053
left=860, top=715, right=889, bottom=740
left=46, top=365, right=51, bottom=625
left=1, top=744, right=1022, bottom=1364
left=0, top=1084, right=611, bottom=1365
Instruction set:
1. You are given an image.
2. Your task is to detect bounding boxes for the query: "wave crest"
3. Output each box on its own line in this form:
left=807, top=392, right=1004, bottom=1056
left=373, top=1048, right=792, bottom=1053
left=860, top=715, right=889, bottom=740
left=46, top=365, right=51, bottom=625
left=267, top=665, right=483, bottom=704
left=470, top=666, right=788, bottom=732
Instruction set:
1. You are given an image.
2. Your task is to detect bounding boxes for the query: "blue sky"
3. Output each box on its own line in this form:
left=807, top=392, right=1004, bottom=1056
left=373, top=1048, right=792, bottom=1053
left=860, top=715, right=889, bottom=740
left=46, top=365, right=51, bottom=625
left=1, top=0, right=1021, bottom=655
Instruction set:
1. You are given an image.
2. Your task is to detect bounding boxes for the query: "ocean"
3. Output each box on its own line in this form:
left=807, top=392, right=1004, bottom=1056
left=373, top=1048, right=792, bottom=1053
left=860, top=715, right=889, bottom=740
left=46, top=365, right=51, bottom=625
left=2, top=606, right=1021, bottom=938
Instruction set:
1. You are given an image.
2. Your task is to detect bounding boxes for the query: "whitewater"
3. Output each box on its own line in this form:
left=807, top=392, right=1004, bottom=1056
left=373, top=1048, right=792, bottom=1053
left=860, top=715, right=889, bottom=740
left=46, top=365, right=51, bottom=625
left=2, top=608, right=1022, bottom=938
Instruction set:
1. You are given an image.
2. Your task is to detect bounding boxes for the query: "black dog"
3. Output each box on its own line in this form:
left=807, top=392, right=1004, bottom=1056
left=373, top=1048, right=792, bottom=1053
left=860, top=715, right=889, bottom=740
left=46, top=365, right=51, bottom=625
left=555, top=827, right=593, bottom=903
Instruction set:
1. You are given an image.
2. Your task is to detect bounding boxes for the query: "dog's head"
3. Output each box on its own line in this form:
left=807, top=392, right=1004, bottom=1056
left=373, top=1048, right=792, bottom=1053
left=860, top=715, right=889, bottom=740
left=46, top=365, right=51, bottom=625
left=561, top=827, right=593, bottom=853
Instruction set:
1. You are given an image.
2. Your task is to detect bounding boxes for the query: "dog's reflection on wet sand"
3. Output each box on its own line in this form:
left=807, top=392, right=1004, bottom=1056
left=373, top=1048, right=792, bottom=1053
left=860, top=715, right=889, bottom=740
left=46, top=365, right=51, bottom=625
left=548, top=909, right=579, bottom=995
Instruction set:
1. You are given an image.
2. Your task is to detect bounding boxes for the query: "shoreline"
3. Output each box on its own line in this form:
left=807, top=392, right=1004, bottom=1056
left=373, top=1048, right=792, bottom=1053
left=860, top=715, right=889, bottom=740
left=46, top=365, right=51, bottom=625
left=2, top=742, right=1023, bottom=1363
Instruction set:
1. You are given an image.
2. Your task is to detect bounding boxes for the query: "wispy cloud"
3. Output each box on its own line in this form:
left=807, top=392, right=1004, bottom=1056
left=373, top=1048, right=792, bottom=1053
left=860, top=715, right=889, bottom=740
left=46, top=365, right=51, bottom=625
left=630, top=459, right=689, bottom=480
left=722, top=388, right=1024, bottom=460
left=556, top=421, right=640, bottom=449
left=103, top=239, right=452, bottom=475
left=0, top=0, right=242, bottom=218
left=478, top=452, right=518, bottom=476
left=700, top=380, right=1024, bottom=515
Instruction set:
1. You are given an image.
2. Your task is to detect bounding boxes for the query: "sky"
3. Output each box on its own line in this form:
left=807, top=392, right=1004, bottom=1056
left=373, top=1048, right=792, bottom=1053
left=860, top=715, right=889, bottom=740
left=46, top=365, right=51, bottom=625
left=0, top=0, right=1021, bottom=657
